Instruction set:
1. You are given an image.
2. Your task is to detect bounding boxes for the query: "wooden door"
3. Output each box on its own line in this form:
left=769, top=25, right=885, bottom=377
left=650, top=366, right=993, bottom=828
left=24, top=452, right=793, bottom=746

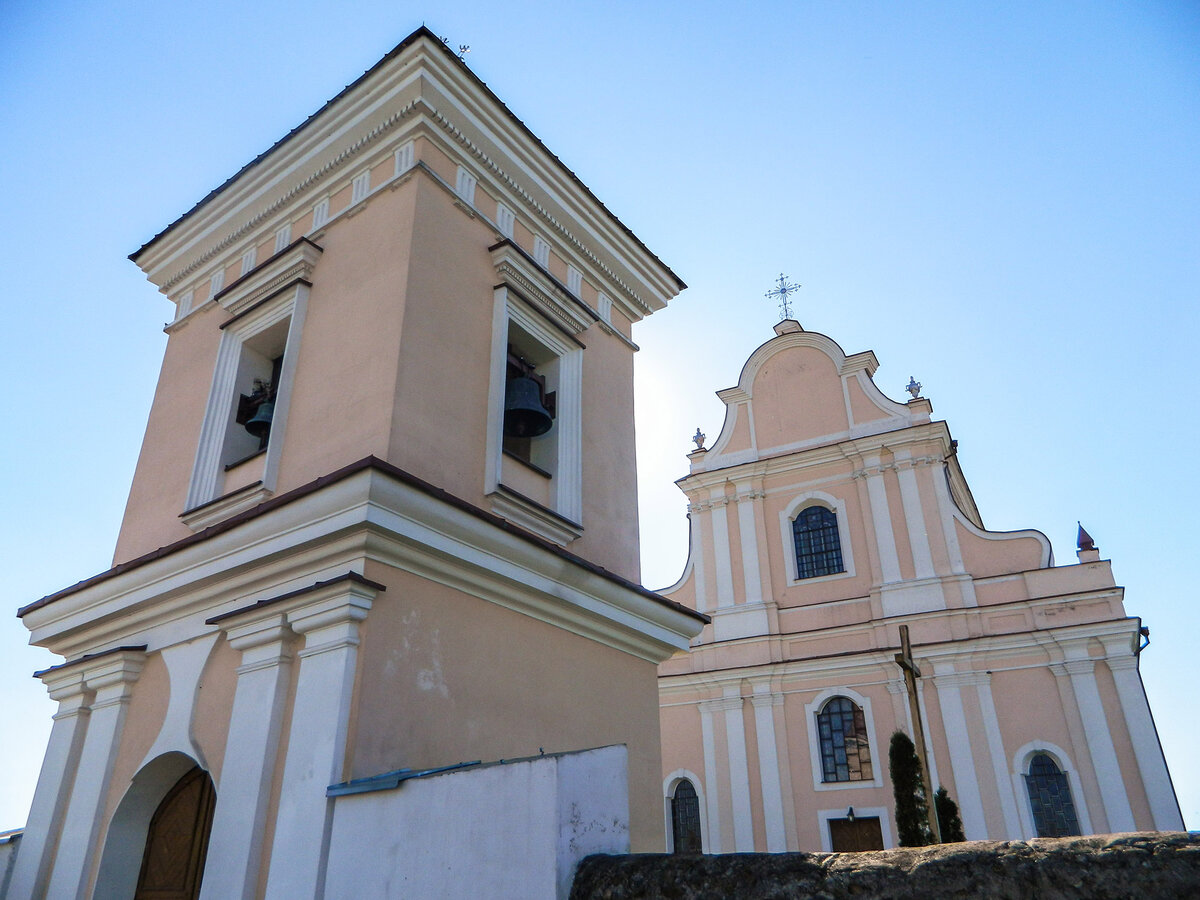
left=133, top=766, right=216, bottom=900
left=828, top=816, right=884, bottom=852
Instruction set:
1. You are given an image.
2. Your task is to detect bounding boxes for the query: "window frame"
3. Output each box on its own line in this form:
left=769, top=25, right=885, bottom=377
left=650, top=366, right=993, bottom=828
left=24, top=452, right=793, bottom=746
left=778, top=491, right=856, bottom=586
left=484, top=285, right=583, bottom=544
left=803, top=688, right=883, bottom=791
left=184, top=273, right=310, bottom=527
left=1011, top=741, right=1093, bottom=838
left=663, top=770, right=709, bottom=853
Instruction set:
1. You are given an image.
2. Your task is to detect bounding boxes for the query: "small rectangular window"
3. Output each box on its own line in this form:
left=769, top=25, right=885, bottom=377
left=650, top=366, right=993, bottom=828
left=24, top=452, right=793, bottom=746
left=496, top=204, right=515, bottom=238
left=274, top=224, right=292, bottom=255
left=566, top=266, right=582, bottom=297
left=311, top=198, right=330, bottom=231
left=455, top=165, right=477, bottom=204
left=352, top=170, right=371, bottom=204
left=210, top=269, right=225, bottom=297
left=533, top=236, right=550, bottom=268
left=240, top=248, right=257, bottom=277
left=394, top=141, right=415, bottom=176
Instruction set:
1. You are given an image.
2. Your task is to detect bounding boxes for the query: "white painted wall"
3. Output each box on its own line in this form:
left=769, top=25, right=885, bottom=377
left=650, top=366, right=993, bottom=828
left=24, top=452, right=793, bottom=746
left=323, top=744, right=629, bottom=900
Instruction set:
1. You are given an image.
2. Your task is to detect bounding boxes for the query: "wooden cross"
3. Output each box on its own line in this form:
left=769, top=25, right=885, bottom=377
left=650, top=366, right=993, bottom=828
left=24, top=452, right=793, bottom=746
left=895, top=624, right=941, bottom=842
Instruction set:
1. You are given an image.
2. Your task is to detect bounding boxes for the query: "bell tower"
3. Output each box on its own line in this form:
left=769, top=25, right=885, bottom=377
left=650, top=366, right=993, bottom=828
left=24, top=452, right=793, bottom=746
left=13, top=28, right=705, bottom=900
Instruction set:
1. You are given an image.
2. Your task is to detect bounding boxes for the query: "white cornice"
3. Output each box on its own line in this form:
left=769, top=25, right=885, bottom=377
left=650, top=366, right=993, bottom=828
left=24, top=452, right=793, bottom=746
left=22, top=467, right=702, bottom=664
left=136, top=37, right=680, bottom=315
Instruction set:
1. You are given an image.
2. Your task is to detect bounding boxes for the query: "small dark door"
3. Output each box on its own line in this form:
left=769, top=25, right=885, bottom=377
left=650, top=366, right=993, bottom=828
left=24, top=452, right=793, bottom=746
left=670, top=780, right=703, bottom=853
left=134, top=766, right=216, bottom=900
left=828, top=816, right=884, bottom=852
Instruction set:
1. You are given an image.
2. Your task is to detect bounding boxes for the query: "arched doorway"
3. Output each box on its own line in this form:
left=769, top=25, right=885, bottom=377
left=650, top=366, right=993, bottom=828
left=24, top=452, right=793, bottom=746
left=132, top=765, right=215, bottom=900
left=670, top=779, right=702, bottom=853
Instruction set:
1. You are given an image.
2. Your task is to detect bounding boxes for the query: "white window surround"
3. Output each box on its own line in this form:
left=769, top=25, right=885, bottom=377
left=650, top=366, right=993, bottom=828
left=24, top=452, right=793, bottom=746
left=210, top=269, right=225, bottom=296
left=816, top=805, right=894, bottom=852
left=393, top=140, right=415, bottom=176
left=1010, top=740, right=1093, bottom=837
left=662, top=769, right=710, bottom=853
left=184, top=282, right=309, bottom=522
left=175, top=289, right=194, bottom=320
left=803, top=687, right=885, bottom=791
left=351, top=170, right=371, bottom=205
left=778, top=490, right=856, bottom=585
left=496, top=203, right=515, bottom=238
left=240, top=247, right=257, bottom=277
left=455, top=165, right=477, bottom=204
left=566, top=265, right=582, bottom=297
left=311, top=197, right=330, bottom=231
left=274, top=223, right=292, bottom=255
left=485, top=289, right=583, bottom=540
left=533, top=235, right=550, bottom=268
left=597, top=292, right=612, bottom=324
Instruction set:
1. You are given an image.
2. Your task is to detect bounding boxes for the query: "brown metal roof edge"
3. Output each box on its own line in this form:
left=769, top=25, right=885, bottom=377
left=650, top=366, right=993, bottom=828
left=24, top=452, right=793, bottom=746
left=19, top=456, right=708, bottom=625
left=33, top=644, right=148, bottom=679
left=129, top=28, right=686, bottom=292
left=206, top=571, right=385, bottom=626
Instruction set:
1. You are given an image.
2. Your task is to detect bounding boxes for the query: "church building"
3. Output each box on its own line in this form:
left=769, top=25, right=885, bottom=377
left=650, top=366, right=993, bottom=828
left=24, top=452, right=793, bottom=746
left=658, top=318, right=1183, bottom=853
left=8, top=28, right=705, bottom=900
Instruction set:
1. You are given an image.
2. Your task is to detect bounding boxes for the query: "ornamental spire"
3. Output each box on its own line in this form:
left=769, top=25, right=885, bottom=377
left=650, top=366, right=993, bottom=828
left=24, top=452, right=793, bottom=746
left=764, top=273, right=802, bottom=321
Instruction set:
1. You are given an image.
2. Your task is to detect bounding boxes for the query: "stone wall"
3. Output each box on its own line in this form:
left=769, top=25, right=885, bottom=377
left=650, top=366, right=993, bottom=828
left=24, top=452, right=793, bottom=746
left=570, top=832, right=1200, bottom=900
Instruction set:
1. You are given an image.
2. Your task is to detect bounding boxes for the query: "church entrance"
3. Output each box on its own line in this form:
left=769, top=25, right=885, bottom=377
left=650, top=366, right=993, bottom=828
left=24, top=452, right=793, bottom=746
left=828, top=815, right=884, bottom=852
left=133, top=765, right=216, bottom=900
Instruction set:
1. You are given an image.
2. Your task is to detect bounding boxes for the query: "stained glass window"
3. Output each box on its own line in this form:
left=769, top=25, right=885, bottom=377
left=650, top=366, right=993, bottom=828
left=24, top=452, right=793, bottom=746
left=671, top=779, right=702, bottom=853
left=793, top=506, right=844, bottom=579
left=817, top=696, right=873, bottom=782
left=1025, top=753, right=1080, bottom=837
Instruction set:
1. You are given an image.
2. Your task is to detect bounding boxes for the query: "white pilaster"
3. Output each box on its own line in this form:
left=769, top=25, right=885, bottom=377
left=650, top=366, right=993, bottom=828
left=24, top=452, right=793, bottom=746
left=689, top=511, right=710, bottom=614
left=1062, top=657, right=1136, bottom=832
left=1103, top=652, right=1184, bottom=830
left=200, top=614, right=296, bottom=900
left=698, top=702, right=722, bottom=853
left=262, top=583, right=375, bottom=900
left=718, top=691, right=755, bottom=851
left=6, top=670, right=91, bottom=900
left=735, top=492, right=764, bottom=602
left=750, top=689, right=787, bottom=851
left=931, top=666, right=987, bottom=840
left=861, top=463, right=902, bottom=584
left=894, top=454, right=936, bottom=580
left=974, top=677, right=1022, bottom=838
left=708, top=495, right=736, bottom=608
left=44, top=650, right=146, bottom=900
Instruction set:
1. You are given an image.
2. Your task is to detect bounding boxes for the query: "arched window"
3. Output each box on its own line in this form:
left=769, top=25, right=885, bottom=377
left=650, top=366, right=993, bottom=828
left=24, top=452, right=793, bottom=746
left=1024, top=753, right=1081, bottom=837
left=817, top=696, right=873, bottom=782
left=670, top=779, right=702, bottom=853
left=792, top=506, right=844, bottom=579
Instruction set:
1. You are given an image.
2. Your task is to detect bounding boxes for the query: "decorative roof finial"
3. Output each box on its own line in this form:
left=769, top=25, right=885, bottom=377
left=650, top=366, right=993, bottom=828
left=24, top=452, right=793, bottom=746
left=906, top=376, right=922, bottom=400
left=764, top=273, right=802, bottom=322
left=692, top=428, right=706, bottom=451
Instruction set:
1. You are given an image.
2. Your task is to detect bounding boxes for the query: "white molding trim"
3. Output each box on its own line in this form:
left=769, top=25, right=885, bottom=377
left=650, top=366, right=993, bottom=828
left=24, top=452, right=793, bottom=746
left=817, top=805, right=894, bottom=852
left=1011, top=740, right=1093, bottom=838
left=663, top=769, right=710, bottom=853
left=778, top=490, right=856, bottom=585
left=708, top=496, right=736, bottom=609
left=751, top=688, right=788, bottom=851
left=803, top=687, right=884, bottom=792
left=931, top=663, right=988, bottom=839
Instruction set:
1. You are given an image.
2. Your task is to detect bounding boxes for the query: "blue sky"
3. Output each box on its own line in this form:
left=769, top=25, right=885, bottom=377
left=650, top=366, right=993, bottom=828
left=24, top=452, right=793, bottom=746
left=2, top=1, right=1197, bottom=831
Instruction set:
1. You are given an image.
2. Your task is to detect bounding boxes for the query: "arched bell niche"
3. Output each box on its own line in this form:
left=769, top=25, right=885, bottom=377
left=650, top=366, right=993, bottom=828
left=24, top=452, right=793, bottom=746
left=93, top=752, right=215, bottom=900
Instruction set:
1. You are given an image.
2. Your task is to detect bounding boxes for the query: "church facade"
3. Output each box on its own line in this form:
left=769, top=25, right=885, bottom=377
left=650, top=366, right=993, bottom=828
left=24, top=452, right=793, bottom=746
left=658, top=319, right=1183, bottom=853
left=8, top=29, right=704, bottom=900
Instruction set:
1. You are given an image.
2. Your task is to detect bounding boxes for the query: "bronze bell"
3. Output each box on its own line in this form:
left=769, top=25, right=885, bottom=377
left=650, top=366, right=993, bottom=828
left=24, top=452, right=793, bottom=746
left=504, top=376, right=553, bottom=438
left=245, top=400, right=275, bottom=440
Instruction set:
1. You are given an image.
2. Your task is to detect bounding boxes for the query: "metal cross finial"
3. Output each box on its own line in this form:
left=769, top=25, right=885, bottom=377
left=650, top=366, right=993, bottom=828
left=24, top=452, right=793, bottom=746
left=764, top=273, right=802, bottom=321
